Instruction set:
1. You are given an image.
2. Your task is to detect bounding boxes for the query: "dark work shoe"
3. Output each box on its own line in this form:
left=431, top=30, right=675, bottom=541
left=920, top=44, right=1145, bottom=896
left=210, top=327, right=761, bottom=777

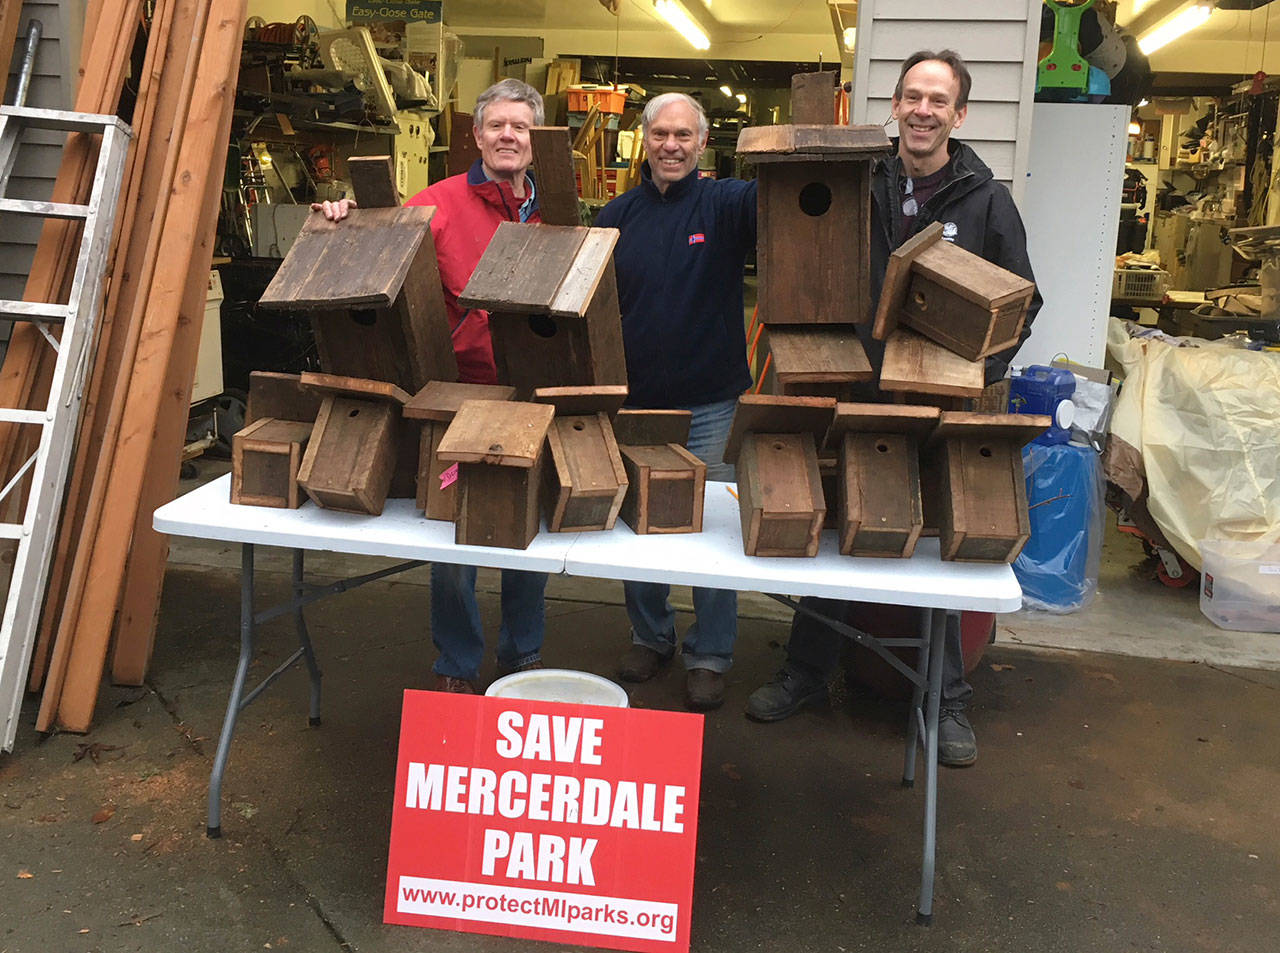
left=745, top=667, right=827, bottom=722
left=938, top=707, right=977, bottom=767
left=433, top=674, right=478, bottom=694
left=685, top=669, right=725, bottom=711
left=617, top=643, right=672, bottom=683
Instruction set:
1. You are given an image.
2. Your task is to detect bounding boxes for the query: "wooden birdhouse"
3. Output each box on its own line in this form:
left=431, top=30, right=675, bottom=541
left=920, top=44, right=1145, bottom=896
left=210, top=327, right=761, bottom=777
left=873, top=221, right=1036, bottom=362
left=878, top=326, right=985, bottom=403
left=824, top=403, right=941, bottom=558
left=403, top=380, right=518, bottom=521
left=763, top=325, right=873, bottom=400
left=533, top=385, right=629, bottom=533
left=459, top=222, right=627, bottom=399
left=295, top=373, right=410, bottom=516
left=612, top=409, right=692, bottom=448
left=724, top=394, right=837, bottom=557
left=257, top=205, right=459, bottom=393
left=737, top=120, right=891, bottom=326
left=435, top=399, right=556, bottom=550
left=611, top=408, right=704, bottom=536
left=231, top=372, right=325, bottom=509
left=920, top=411, right=1050, bottom=563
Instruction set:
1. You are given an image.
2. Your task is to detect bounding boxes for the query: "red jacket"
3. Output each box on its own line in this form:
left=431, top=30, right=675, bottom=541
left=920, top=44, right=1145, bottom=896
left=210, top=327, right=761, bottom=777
left=405, top=160, right=540, bottom=384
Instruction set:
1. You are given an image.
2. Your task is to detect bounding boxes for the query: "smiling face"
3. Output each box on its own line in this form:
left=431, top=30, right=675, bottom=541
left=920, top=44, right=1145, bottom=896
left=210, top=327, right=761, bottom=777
left=644, top=99, right=707, bottom=194
left=891, top=59, right=967, bottom=176
left=473, top=99, right=535, bottom=185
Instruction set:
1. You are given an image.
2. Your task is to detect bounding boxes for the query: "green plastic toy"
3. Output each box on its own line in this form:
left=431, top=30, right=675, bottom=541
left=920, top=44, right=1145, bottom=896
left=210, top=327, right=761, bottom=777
left=1038, top=0, right=1093, bottom=94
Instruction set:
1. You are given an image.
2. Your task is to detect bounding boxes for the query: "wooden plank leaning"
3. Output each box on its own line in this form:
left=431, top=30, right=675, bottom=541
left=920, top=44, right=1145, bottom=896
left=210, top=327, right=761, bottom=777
left=29, top=0, right=201, bottom=692
left=33, top=0, right=210, bottom=712
left=41, top=0, right=246, bottom=733
left=0, top=0, right=142, bottom=485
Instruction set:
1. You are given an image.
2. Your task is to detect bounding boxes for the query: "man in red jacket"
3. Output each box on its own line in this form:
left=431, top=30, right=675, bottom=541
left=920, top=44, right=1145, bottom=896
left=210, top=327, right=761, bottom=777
left=315, top=79, right=548, bottom=693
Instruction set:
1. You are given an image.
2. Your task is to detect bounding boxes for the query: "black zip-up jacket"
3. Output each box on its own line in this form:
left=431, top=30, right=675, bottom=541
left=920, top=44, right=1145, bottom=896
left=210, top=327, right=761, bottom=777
left=864, top=138, right=1043, bottom=385
left=596, top=164, right=757, bottom=409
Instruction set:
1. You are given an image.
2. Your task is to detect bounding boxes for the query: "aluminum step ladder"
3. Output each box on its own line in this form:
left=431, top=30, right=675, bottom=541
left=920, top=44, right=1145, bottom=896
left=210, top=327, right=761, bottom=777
left=0, top=105, right=130, bottom=751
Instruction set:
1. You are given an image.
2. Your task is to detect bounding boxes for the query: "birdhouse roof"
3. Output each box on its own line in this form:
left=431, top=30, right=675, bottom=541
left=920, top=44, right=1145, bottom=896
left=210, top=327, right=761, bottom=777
left=258, top=206, right=436, bottom=311
left=459, top=223, right=619, bottom=317
left=737, top=124, right=892, bottom=163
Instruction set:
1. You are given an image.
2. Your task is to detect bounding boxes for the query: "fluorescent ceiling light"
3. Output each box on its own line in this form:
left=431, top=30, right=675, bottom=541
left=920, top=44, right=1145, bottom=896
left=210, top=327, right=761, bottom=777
left=1139, top=98, right=1150, bottom=106
left=1137, top=1, right=1213, bottom=56
left=843, top=27, right=855, bottom=50
left=735, top=92, right=747, bottom=104
left=720, top=84, right=733, bottom=97
left=654, top=0, right=710, bottom=51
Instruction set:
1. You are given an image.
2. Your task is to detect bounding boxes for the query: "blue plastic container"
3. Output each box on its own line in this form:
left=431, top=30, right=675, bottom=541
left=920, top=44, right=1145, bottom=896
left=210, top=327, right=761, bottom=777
left=1014, top=443, right=1102, bottom=611
left=1009, top=365, right=1075, bottom=445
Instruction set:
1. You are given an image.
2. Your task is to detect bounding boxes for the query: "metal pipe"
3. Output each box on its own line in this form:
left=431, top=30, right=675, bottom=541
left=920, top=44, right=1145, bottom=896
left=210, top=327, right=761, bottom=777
left=13, top=21, right=43, bottom=108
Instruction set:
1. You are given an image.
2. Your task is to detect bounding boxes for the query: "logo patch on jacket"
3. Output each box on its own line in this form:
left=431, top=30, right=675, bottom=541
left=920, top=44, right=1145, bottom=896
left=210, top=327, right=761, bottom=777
left=942, top=221, right=958, bottom=242
left=688, top=233, right=705, bottom=245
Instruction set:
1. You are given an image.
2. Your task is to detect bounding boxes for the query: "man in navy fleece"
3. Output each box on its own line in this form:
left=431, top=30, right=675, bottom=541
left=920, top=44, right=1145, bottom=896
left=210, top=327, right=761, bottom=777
left=595, top=93, right=757, bottom=711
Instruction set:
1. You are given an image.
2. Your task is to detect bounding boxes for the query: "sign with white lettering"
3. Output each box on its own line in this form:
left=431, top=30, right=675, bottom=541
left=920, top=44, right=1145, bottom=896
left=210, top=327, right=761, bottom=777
left=383, top=691, right=703, bottom=952
left=346, top=0, right=442, bottom=23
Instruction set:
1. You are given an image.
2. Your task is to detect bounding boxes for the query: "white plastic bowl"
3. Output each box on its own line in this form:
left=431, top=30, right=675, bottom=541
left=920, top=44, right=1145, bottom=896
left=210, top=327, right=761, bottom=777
left=485, top=668, right=630, bottom=708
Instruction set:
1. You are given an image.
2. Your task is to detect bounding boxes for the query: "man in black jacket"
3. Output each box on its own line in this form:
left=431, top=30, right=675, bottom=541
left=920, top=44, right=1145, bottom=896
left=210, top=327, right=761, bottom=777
left=746, top=50, right=1042, bottom=767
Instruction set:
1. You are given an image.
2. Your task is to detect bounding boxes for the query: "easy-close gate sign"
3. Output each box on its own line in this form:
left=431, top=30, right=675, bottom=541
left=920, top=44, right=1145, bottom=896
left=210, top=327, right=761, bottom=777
left=384, top=690, right=704, bottom=952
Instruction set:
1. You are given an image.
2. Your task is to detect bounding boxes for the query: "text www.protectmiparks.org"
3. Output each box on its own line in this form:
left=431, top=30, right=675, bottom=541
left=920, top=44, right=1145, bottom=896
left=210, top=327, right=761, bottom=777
left=397, top=876, right=679, bottom=942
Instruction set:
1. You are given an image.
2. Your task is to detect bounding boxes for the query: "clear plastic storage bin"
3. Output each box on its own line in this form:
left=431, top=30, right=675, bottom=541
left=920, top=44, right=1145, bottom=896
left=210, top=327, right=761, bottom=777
left=1199, top=539, right=1280, bottom=633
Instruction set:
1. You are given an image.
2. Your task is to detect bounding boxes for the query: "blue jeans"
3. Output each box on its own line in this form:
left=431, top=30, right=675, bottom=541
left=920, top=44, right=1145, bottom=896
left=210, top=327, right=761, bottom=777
left=785, top=597, right=972, bottom=709
left=624, top=396, right=739, bottom=672
left=430, top=563, right=547, bottom=680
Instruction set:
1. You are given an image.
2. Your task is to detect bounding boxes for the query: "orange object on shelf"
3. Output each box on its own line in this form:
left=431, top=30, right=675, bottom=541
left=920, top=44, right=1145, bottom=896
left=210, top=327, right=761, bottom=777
left=567, top=85, right=627, bottom=115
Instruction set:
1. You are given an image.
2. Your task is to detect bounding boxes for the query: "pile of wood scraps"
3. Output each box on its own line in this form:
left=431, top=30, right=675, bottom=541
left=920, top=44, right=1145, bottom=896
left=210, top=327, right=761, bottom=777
left=0, top=0, right=249, bottom=739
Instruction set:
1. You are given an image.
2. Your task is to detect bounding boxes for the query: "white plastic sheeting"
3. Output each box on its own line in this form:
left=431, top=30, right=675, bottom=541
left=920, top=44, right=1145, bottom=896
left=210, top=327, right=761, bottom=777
left=1106, top=319, right=1280, bottom=570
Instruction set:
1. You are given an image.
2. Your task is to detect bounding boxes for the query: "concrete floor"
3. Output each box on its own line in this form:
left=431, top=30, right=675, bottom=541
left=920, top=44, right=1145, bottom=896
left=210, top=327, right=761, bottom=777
left=2, top=462, right=1279, bottom=953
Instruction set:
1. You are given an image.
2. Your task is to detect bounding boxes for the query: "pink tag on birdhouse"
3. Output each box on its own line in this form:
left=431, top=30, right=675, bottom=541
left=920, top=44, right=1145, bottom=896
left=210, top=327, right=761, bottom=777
left=439, top=463, right=458, bottom=490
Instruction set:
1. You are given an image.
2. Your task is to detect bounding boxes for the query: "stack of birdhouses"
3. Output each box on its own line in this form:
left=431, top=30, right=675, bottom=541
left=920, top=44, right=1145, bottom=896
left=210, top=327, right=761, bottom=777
left=236, top=141, right=711, bottom=551
left=728, top=72, right=1049, bottom=563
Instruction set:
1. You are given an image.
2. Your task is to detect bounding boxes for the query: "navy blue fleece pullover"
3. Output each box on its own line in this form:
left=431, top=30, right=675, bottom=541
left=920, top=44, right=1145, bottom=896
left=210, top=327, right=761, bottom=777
left=596, top=165, right=757, bottom=409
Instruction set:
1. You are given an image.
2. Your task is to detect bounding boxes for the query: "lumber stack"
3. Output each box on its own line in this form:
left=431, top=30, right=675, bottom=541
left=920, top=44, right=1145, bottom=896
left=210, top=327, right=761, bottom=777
left=0, top=0, right=246, bottom=733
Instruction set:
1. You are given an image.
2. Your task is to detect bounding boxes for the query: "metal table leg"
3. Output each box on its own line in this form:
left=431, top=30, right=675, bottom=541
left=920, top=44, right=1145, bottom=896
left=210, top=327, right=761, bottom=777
left=205, top=547, right=425, bottom=838
left=916, top=607, right=950, bottom=925
left=902, top=607, right=931, bottom=789
left=293, top=550, right=323, bottom=726
left=207, top=543, right=257, bottom=838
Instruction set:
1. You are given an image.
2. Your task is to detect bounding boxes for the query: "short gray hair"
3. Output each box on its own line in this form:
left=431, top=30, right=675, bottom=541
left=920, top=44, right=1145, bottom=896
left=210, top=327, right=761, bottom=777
left=641, top=92, right=708, bottom=141
left=474, top=78, right=545, bottom=128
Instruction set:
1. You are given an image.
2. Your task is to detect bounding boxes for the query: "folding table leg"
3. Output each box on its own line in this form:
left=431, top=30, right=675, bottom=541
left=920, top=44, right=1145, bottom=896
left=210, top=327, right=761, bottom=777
left=916, top=607, right=949, bottom=925
left=902, top=607, right=931, bottom=788
left=292, top=550, right=323, bottom=726
left=207, top=543, right=258, bottom=838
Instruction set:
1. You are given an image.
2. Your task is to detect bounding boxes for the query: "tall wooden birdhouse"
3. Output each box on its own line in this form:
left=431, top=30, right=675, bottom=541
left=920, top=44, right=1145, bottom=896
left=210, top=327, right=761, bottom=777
left=824, top=403, right=940, bottom=559
left=874, top=221, right=1036, bottom=362
left=737, top=121, right=891, bottom=326
left=724, top=394, right=837, bottom=557
left=257, top=206, right=459, bottom=392
left=459, top=222, right=627, bottom=399
left=435, top=399, right=556, bottom=550
left=921, top=411, right=1050, bottom=563
left=403, top=381, right=518, bottom=521
left=533, top=385, right=629, bottom=533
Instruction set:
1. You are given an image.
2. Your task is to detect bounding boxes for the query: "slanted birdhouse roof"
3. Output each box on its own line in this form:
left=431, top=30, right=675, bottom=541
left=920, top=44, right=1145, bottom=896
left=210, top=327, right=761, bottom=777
left=258, top=206, right=436, bottom=311
left=459, top=223, right=619, bottom=318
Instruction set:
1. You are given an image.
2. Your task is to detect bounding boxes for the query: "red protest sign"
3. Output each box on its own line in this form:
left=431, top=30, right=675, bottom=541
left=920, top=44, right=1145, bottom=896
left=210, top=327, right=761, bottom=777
left=384, top=690, right=704, bottom=952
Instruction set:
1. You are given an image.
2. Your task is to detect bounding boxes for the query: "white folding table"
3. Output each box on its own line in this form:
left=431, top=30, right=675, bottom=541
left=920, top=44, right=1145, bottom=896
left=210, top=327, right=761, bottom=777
left=154, top=475, right=1020, bottom=923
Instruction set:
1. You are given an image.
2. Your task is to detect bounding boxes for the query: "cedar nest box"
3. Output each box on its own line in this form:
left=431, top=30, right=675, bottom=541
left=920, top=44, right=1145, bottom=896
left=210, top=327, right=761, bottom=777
left=458, top=222, right=627, bottom=399
left=737, top=123, right=892, bottom=327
